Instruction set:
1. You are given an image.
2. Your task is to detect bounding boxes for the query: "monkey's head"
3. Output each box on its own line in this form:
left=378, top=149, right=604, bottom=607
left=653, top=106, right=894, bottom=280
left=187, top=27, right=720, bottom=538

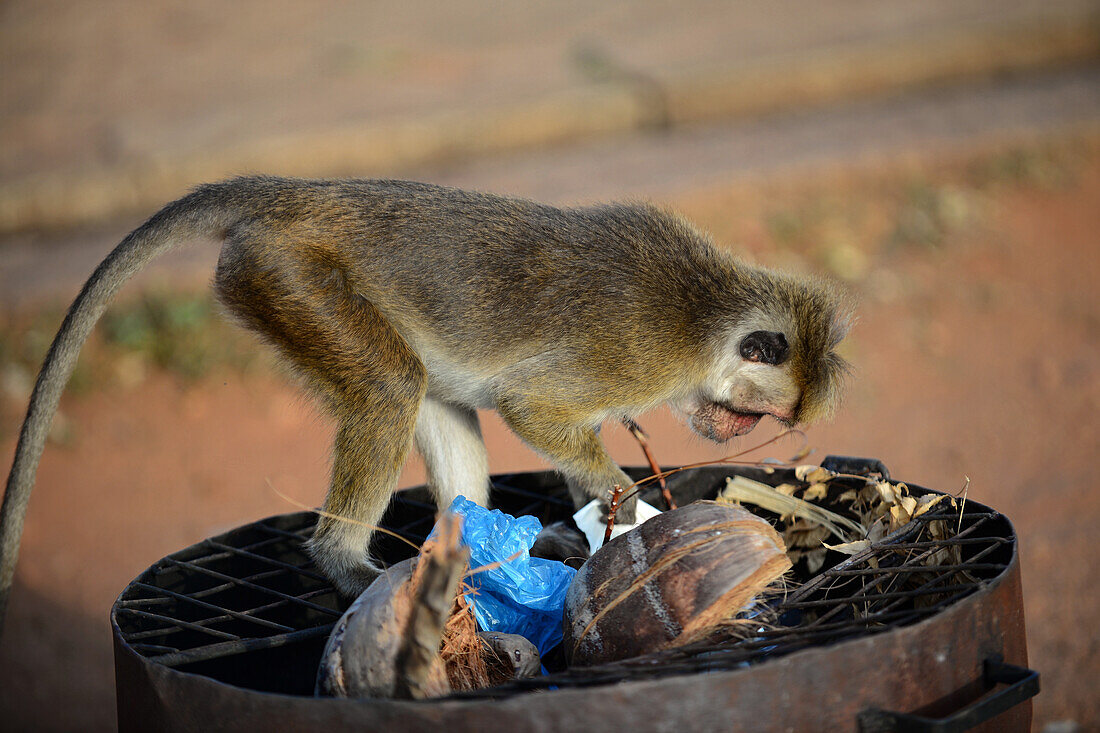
left=674, top=270, right=852, bottom=442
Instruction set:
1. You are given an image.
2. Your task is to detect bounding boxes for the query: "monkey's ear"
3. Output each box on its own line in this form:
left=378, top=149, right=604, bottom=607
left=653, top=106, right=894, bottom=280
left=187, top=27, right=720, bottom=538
left=738, top=331, right=789, bottom=365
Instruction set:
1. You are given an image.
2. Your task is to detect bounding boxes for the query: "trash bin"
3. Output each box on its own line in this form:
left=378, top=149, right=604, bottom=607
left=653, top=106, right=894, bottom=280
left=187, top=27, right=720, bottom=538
left=112, top=460, right=1035, bottom=732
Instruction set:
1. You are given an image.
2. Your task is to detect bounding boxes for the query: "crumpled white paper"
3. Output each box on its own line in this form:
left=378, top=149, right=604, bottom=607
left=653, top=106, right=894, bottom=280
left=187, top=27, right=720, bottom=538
left=573, top=498, right=663, bottom=554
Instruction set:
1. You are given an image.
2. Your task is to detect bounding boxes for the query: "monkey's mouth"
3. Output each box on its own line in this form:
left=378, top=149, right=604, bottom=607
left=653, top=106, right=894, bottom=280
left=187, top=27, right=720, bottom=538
left=689, top=402, right=764, bottom=443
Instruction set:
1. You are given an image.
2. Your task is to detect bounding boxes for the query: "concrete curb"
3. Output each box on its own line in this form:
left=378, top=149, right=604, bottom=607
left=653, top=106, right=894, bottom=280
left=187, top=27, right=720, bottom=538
left=1, top=14, right=1097, bottom=234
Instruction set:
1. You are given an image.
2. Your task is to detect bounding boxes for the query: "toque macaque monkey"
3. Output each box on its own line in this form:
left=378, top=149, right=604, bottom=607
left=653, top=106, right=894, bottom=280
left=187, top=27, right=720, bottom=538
left=0, top=177, right=850, bottom=627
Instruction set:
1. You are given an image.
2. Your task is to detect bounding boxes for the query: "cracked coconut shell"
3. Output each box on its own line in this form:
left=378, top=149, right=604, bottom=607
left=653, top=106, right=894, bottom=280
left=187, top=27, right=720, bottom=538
left=563, top=501, right=791, bottom=666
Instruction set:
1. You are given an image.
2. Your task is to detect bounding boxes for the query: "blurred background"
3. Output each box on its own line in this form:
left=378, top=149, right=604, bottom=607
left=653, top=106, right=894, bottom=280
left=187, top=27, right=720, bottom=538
left=1, top=1, right=1098, bottom=729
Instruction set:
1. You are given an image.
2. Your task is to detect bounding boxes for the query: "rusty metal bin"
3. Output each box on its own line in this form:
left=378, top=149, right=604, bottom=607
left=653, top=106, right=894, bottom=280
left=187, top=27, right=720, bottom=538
left=112, top=460, right=1036, bottom=732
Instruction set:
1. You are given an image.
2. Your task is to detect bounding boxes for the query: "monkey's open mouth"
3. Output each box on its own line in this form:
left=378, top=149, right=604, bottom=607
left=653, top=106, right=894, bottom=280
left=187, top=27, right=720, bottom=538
left=690, top=402, right=763, bottom=442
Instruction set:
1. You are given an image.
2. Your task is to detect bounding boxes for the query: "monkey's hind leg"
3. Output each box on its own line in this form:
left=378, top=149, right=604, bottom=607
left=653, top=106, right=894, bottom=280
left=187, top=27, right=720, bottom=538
left=215, top=250, right=426, bottom=598
left=414, top=397, right=490, bottom=510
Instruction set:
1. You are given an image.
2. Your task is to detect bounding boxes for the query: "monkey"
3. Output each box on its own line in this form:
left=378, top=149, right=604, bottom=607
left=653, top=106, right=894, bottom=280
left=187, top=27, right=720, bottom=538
left=0, top=176, right=851, bottom=631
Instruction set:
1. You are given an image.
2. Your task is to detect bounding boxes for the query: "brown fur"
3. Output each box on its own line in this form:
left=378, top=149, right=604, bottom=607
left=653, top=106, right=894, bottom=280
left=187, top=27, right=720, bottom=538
left=0, top=176, right=850, bottom=619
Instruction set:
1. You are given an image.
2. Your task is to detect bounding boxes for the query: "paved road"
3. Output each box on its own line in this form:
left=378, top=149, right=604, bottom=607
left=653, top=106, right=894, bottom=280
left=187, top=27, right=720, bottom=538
left=2, top=64, right=1097, bottom=310
left=2, top=0, right=1090, bottom=184
left=1, top=0, right=1096, bottom=232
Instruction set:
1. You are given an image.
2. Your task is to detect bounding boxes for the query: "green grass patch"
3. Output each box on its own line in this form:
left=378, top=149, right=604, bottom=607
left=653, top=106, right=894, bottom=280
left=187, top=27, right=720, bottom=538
left=100, top=290, right=258, bottom=380
left=0, top=290, right=263, bottom=407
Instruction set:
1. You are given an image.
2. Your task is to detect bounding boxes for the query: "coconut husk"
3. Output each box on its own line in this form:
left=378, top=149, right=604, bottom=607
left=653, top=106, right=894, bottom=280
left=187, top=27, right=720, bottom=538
left=563, top=501, right=791, bottom=667
left=316, top=515, right=469, bottom=699
left=439, top=580, right=497, bottom=691
left=317, top=513, right=542, bottom=698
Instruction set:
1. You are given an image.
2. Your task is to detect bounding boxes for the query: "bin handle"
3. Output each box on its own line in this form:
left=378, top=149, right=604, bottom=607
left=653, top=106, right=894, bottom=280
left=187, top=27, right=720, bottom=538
left=857, top=656, right=1039, bottom=732
left=820, top=455, right=891, bottom=481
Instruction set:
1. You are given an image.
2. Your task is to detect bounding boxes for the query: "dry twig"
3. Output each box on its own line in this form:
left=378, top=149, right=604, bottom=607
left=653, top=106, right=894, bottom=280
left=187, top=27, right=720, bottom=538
left=617, top=428, right=810, bottom=507
left=604, top=484, right=624, bottom=545
left=622, top=418, right=677, bottom=510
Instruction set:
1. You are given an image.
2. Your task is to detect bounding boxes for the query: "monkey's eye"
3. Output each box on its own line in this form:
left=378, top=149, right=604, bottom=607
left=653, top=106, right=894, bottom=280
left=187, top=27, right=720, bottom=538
left=739, top=331, right=789, bottom=365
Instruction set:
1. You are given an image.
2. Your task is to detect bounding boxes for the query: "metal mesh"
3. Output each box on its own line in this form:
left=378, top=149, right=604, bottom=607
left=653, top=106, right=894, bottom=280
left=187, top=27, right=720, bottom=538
left=112, top=467, right=1014, bottom=696
left=113, top=472, right=578, bottom=669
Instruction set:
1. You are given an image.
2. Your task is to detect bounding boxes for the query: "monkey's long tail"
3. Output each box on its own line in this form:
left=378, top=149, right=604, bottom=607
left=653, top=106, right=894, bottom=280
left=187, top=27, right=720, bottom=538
left=0, top=185, right=239, bottom=635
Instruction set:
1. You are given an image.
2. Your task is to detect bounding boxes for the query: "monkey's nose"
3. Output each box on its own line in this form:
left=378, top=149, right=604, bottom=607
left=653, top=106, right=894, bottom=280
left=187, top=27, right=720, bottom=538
left=739, top=331, right=789, bottom=365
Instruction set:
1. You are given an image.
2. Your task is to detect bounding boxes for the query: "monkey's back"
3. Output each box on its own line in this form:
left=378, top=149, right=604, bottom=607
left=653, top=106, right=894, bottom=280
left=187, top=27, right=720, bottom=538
left=228, top=179, right=715, bottom=345
left=210, top=177, right=732, bottom=404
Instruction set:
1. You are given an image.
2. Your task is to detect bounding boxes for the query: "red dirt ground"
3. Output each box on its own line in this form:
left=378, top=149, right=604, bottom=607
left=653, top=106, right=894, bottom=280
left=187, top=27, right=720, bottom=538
left=1, top=141, right=1098, bottom=730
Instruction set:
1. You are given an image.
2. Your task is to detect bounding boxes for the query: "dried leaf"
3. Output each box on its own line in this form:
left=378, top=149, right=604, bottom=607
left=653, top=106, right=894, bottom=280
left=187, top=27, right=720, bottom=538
left=794, top=465, right=835, bottom=483
left=775, top=483, right=800, bottom=497
left=837, top=490, right=858, bottom=503
left=913, top=493, right=954, bottom=518
left=875, top=481, right=897, bottom=505
left=898, top=495, right=918, bottom=516
left=823, top=539, right=871, bottom=555
left=925, top=519, right=964, bottom=569
left=867, top=518, right=888, bottom=543
left=785, top=520, right=831, bottom=549
left=720, top=476, right=864, bottom=541
left=889, top=504, right=911, bottom=530
left=866, top=505, right=888, bottom=527
left=804, top=483, right=829, bottom=501
left=804, top=548, right=828, bottom=574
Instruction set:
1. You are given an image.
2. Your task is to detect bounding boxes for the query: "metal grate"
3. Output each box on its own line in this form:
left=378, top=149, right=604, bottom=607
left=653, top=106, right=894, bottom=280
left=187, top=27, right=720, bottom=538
left=115, top=512, right=342, bottom=668
left=112, top=467, right=1014, bottom=697
left=113, top=471, right=580, bottom=670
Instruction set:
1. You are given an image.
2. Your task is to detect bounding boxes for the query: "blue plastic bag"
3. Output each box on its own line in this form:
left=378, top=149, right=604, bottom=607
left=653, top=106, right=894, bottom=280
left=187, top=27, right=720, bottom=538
left=438, top=496, right=575, bottom=656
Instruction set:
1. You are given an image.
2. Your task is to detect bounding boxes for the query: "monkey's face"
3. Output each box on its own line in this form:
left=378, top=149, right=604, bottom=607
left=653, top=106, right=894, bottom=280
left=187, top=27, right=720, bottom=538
left=675, top=310, right=848, bottom=442
left=677, top=330, right=797, bottom=441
